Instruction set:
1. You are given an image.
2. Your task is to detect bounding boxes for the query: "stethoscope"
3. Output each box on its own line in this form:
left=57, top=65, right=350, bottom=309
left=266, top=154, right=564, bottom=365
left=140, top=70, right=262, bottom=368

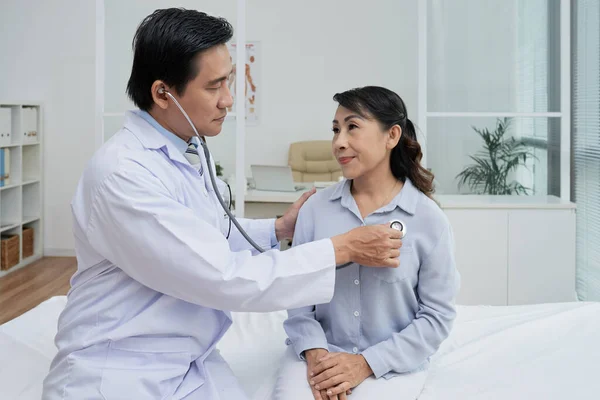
left=160, top=87, right=407, bottom=256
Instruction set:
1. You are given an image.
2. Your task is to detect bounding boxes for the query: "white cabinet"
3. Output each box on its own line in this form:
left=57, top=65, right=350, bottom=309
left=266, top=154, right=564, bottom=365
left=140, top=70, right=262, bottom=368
left=439, top=195, right=576, bottom=306
left=507, top=209, right=576, bottom=305
left=0, top=103, right=43, bottom=277
left=444, top=209, right=508, bottom=306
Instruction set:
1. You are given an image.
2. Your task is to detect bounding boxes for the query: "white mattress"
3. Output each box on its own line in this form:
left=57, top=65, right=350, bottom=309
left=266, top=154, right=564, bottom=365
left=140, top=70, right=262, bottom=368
left=1, top=297, right=599, bottom=399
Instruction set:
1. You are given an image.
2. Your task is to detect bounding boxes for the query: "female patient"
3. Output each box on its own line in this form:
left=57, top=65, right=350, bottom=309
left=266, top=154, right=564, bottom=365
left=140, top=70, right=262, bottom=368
left=275, top=86, right=460, bottom=400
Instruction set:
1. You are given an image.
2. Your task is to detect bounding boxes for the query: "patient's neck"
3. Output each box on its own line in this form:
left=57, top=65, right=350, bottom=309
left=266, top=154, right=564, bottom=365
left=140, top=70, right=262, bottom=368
left=352, top=166, right=402, bottom=217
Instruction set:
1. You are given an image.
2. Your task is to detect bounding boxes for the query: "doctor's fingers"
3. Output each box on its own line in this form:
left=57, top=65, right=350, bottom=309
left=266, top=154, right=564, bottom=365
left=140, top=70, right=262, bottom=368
left=295, top=187, right=316, bottom=205
left=383, top=225, right=403, bottom=239
left=388, top=238, right=403, bottom=249
left=389, top=249, right=401, bottom=258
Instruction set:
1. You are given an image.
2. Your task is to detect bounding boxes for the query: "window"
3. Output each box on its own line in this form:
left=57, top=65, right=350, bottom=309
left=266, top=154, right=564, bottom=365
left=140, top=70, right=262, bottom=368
left=422, top=0, right=563, bottom=196
left=572, top=0, right=600, bottom=301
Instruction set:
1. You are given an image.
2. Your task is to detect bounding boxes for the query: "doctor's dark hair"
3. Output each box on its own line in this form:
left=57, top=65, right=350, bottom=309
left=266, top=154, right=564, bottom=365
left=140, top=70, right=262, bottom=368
left=127, top=8, right=233, bottom=111
left=333, top=86, right=435, bottom=199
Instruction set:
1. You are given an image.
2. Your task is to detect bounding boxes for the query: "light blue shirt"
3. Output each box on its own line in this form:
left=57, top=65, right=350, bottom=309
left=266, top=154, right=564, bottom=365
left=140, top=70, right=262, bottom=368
left=283, top=178, right=460, bottom=379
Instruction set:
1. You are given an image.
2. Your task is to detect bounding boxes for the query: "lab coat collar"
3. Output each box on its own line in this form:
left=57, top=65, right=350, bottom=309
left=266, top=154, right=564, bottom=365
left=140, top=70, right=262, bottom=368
left=135, top=110, right=190, bottom=154
left=329, top=177, right=419, bottom=215
left=123, top=110, right=190, bottom=166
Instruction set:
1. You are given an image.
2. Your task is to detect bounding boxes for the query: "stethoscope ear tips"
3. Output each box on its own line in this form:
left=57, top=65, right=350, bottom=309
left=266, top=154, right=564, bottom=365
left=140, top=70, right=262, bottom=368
left=389, top=219, right=406, bottom=238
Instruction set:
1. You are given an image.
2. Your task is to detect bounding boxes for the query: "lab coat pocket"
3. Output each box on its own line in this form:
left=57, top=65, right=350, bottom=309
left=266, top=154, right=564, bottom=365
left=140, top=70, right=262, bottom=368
left=371, top=245, right=417, bottom=283
left=100, top=337, right=193, bottom=400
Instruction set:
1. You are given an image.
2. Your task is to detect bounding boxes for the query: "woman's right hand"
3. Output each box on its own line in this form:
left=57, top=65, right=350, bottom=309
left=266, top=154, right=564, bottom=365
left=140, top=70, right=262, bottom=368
left=331, top=224, right=403, bottom=267
left=305, top=348, right=330, bottom=400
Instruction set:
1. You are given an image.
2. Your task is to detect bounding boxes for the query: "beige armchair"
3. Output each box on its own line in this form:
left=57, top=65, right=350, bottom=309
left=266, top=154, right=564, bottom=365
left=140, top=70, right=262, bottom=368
left=288, top=140, right=342, bottom=182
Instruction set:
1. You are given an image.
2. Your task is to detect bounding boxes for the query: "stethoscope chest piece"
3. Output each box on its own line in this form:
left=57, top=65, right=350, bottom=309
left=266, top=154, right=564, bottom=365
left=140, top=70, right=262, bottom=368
left=389, top=219, right=406, bottom=238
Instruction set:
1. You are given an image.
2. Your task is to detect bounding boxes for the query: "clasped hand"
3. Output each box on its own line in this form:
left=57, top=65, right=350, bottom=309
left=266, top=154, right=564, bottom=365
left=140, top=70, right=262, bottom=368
left=305, top=349, right=373, bottom=400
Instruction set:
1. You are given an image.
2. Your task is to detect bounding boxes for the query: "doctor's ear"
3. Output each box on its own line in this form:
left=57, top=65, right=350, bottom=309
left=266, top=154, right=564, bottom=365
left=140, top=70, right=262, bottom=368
left=151, top=80, right=170, bottom=110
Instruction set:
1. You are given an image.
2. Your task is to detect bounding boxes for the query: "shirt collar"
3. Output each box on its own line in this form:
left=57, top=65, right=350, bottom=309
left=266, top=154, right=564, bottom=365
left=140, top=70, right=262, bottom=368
left=134, top=110, right=190, bottom=154
left=330, top=177, right=420, bottom=215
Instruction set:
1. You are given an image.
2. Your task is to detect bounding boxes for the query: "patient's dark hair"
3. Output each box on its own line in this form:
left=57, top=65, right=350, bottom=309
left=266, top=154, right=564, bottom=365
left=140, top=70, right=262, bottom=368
left=127, top=8, right=233, bottom=111
left=333, top=86, right=435, bottom=199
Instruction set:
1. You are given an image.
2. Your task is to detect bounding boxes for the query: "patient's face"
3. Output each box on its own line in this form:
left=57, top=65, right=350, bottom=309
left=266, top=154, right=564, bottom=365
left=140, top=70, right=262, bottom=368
left=332, top=106, right=390, bottom=180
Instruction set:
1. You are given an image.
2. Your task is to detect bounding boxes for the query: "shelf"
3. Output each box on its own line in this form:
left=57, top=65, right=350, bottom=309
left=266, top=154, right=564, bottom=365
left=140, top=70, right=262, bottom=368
left=22, top=219, right=41, bottom=256
left=1, top=186, right=21, bottom=231
left=22, top=216, right=40, bottom=225
left=0, top=223, right=20, bottom=233
left=0, top=102, right=43, bottom=276
left=0, top=253, right=42, bottom=278
left=0, top=183, right=20, bottom=191
left=0, top=146, right=22, bottom=185
left=22, top=145, right=40, bottom=182
left=22, top=182, right=40, bottom=221
left=0, top=106, right=22, bottom=147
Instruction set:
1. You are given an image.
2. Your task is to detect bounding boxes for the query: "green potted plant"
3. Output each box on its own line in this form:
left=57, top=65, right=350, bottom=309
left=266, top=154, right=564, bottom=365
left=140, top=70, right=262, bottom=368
left=215, top=161, right=223, bottom=177
left=456, top=118, right=535, bottom=195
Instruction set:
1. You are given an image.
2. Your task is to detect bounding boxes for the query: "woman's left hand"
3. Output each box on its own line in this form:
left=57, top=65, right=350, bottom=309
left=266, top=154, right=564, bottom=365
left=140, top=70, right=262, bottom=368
left=309, top=352, right=373, bottom=396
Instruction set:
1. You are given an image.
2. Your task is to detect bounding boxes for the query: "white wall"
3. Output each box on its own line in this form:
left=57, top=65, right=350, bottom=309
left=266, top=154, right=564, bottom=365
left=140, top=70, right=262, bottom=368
left=0, top=0, right=97, bottom=254
left=0, top=0, right=531, bottom=252
left=102, top=0, right=419, bottom=180
left=236, top=0, right=418, bottom=178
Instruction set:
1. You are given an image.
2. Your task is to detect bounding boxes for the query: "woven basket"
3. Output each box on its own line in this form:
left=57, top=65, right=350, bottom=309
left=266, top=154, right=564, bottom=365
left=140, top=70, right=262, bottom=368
left=23, top=227, right=34, bottom=259
left=1, top=234, right=19, bottom=270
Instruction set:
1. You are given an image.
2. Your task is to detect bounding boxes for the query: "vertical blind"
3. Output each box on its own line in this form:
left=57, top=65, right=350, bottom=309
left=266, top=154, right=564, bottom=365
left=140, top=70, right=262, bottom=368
left=573, top=0, right=600, bottom=301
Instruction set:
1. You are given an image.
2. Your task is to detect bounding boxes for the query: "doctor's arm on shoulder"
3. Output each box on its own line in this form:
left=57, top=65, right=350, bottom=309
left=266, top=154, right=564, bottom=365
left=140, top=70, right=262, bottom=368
left=225, top=188, right=316, bottom=253
left=86, top=162, right=402, bottom=313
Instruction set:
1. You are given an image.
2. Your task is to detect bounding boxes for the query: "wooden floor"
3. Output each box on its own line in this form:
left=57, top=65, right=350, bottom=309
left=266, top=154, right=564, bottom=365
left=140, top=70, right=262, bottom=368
left=0, top=257, right=76, bottom=325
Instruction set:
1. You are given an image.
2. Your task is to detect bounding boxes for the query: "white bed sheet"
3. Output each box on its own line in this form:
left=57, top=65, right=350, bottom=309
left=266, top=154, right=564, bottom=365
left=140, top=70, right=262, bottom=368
left=1, top=297, right=599, bottom=400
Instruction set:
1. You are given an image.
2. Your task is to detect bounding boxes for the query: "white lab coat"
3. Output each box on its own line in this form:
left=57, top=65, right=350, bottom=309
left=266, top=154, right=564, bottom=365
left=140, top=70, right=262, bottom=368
left=41, top=111, right=336, bottom=400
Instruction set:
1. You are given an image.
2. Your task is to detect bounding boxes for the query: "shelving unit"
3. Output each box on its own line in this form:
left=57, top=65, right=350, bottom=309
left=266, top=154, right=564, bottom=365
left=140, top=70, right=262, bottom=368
left=0, top=103, right=43, bottom=277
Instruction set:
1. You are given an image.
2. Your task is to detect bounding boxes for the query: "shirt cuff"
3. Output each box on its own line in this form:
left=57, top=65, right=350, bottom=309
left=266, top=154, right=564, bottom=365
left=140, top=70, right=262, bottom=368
left=287, top=337, right=330, bottom=361
left=270, top=219, right=279, bottom=247
left=361, top=345, right=389, bottom=379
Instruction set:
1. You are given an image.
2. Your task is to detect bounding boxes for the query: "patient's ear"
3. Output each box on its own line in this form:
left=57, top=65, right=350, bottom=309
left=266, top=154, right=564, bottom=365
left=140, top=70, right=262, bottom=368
left=387, top=125, right=402, bottom=149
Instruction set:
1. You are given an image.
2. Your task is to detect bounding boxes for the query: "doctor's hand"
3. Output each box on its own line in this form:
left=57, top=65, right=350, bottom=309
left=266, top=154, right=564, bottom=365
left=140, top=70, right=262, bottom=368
left=331, top=224, right=402, bottom=268
left=275, top=187, right=317, bottom=241
left=309, top=352, right=373, bottom=397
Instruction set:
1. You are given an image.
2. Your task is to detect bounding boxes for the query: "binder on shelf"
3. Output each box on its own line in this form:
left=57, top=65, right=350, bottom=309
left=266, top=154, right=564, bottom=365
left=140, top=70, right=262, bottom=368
left=23, top=106, right=38, bottom=144
left=4, top=148, right=9, bottom=186
left=0, top=108, right=10, bottom=147
left=0, top=148, right=4, bottom=187
left=0, top=148, right=10, bottom=187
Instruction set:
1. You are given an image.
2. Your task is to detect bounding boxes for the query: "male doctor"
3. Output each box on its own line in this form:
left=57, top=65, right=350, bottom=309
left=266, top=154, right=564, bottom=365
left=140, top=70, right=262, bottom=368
left=42, top=8, right=404, bottom=400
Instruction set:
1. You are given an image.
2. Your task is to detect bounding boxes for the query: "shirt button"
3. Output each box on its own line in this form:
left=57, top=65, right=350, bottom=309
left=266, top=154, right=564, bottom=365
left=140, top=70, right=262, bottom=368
left=354, top=279, right=360, bottom=285
left=353, top=347, right=358, bottom=353
left=354, top=311, right=360, bottom=317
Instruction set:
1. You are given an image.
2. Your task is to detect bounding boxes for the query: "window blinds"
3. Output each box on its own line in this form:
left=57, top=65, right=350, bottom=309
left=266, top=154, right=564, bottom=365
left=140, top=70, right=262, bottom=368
left=573, top=0, right=600, bottom=301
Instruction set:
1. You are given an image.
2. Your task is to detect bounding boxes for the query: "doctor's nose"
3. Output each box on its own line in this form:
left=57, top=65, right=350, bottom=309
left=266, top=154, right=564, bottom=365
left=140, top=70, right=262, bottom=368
left=219, top=84, right=234, bottom=109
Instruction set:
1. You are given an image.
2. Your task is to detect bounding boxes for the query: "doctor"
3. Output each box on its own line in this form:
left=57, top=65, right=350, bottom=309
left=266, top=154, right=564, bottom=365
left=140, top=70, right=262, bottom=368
left=42, top=8, right=404, bottom=400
